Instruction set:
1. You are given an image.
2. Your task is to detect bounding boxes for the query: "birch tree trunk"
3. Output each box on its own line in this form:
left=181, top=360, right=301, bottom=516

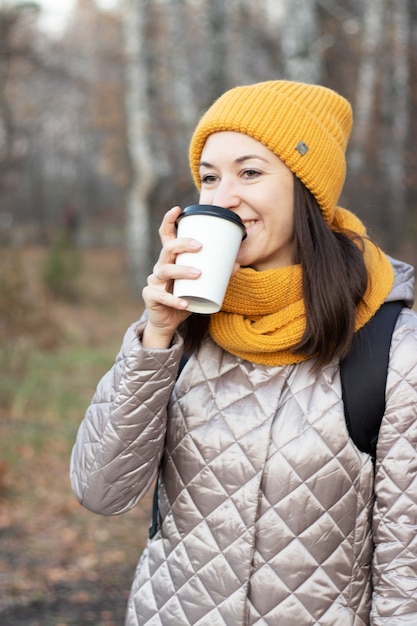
left=164, top=0, right=200, bottom=149
left=122, top=0, right=157, bottom=291
left=380, top=0, right=409, bottom=249
left=349, top=0, right=385, bottom=175
left=203, top=0, right=229, bottom=105
left=280, top=0, right=321, bottom=83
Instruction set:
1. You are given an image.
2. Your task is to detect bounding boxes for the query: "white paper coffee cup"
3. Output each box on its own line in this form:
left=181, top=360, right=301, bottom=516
left=173, top=205, right=246, bottom=314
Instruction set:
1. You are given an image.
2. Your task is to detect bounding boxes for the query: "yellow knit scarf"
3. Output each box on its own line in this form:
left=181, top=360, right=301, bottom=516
left=209, top=208, right=394, bottom=366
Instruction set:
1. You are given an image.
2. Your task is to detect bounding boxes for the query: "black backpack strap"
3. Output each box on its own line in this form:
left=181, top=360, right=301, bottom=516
left=178, top=354, right=190, bottom=377
left=340, top=301, right=404, bottom=460
left=149, top=473, right=160, bottom=539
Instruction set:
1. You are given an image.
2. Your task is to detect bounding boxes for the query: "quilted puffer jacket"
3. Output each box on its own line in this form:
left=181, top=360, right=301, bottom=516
left=70, top=257, right=417, bottom=626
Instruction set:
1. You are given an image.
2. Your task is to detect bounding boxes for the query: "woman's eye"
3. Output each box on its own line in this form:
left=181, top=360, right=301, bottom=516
left=243, top=169, right=261, bottom=179
left=201, top=174, right=217, bottom=184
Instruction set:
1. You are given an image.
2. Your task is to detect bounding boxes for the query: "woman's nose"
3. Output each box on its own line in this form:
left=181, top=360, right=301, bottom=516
left=211, top=178, right=240, bottom=210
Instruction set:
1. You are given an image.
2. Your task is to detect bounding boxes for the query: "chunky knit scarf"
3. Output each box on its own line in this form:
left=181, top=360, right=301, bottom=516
left=209, top=208, right=394, bottom=366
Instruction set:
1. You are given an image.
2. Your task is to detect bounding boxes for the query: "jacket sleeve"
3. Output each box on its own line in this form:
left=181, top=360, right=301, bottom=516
left=70, top=321, right=184, bottom=516
left=371, top=308, right=417, bottom=624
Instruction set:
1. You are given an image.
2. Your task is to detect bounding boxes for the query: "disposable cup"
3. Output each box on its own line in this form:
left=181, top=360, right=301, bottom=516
left=173, top=205, right=246, bottom=314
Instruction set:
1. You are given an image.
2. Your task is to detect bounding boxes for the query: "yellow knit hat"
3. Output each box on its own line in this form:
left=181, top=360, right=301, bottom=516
left=189, top=80, right=352, bottom=225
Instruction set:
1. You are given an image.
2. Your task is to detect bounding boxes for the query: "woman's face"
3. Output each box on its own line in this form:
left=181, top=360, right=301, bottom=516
left=198, top=131, right=295, bottom=271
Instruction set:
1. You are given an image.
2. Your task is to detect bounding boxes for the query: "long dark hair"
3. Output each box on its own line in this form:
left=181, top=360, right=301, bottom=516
left=292, top=176, right=368, bottom=367
left=179, top=175, right=368, bottom=366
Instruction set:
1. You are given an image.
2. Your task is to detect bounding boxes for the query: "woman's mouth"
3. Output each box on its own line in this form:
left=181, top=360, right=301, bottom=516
left=244, top=220, right=258, bottom=234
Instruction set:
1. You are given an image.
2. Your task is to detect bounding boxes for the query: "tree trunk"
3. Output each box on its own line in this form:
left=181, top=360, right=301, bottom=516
left=380, top=0, right=409, bottom=250
left=204, top=0, right=229, bottom=104
left=122, top=0, right=157, bottom=291
left=280, top=0, right=321, bottom=83
left=165, top=0, right=199, bottom=130
left=349, top=0, right=385, bottom=175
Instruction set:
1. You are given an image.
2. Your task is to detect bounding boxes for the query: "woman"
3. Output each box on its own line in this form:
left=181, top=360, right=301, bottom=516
left=70, top=81, right=417, bottom=625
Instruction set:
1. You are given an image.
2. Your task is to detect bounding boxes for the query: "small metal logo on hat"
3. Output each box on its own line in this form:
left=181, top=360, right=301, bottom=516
left=295, top=141, right=309, bottom=155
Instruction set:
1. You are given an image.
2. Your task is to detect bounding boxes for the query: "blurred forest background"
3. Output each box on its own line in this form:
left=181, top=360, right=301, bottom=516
left=2, top=0, right=417, bottom=281
left=0, top=0, right=416, bottom=624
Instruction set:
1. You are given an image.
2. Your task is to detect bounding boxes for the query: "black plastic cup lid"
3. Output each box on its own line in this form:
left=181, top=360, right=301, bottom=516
left=176, top=205, right=246, bottom=239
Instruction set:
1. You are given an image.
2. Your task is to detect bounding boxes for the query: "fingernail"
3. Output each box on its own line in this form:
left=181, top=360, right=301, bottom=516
left=189, top=268, right=201, bottom=276
left=190, top=239, right=201, bottom=248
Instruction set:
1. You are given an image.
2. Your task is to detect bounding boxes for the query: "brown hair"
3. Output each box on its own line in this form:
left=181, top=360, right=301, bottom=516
left=292, top=176, right=368, bottom=367
left=179, top=175, right=368, bottom=366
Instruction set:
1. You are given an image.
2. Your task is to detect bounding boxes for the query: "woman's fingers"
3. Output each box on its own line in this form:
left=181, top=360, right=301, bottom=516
left=156, top=234, right=202, bottom=269
left=141, top=206, right=203, bottom=340
left=149, top=260, right=201, bottom=287
left=158, top=206, right=182, bottom=245
left=144, top=282, right=189, bottom=311
left=151, top=206, right=202, bottom=286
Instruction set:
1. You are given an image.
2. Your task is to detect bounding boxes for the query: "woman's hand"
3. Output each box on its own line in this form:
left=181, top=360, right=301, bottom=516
left=141, top=206, right=202, bottom=349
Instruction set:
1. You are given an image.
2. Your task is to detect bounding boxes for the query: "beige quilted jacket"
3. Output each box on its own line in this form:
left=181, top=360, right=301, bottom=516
left=71, top=258, right=417, bottom=626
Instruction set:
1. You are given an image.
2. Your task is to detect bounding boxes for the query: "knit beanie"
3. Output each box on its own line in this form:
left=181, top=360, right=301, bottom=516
left=189, top=80, right=352, bottom=225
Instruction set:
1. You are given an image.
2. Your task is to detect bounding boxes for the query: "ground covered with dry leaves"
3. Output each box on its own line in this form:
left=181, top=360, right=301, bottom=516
left=0, top=247, right=153, bottom=625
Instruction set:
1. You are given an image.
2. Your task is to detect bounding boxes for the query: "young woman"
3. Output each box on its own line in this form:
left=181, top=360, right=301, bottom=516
left=71, top=81, right=417, bottom=625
